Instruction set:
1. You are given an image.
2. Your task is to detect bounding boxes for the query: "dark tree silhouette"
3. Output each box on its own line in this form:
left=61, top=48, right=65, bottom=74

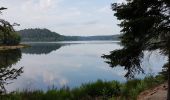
left=0, top=7, right=20, bottom=45
left=102, top=0, right=170, bottom=99
left=0, top=7, right=7, bottom=14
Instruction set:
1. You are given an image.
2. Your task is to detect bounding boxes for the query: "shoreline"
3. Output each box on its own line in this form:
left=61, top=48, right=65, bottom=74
left=0, top=44, right=30, bottom=50
left=0, top=76, right=166, bottom=100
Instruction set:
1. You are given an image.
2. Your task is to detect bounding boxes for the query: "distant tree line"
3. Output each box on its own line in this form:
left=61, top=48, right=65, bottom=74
left=18, top=28, right=63, bottom=41
left=18, top=28, right=120, bottom=42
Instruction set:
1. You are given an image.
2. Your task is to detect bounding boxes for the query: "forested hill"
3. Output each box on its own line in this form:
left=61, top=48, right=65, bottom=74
left=18, top=28, right=120, bottom=41
left=18, top=29, right=65, bottom=41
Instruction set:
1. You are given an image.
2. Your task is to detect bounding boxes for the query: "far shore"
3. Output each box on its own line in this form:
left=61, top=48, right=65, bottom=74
left=0, top=44, right=30, bottom=50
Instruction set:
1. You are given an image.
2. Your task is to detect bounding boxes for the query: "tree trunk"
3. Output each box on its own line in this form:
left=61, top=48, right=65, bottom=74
left=168, top=50, right=170, bottom=100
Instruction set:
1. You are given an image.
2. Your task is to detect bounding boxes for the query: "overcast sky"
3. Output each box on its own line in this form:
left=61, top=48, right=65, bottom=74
left=0, top=0, right=123, bottom=36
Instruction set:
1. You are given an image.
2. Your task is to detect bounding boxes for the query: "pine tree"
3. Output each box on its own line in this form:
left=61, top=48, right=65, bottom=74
left=102, top=0, right=170, bottom=99
left=0, top=7, right=20, bottom=45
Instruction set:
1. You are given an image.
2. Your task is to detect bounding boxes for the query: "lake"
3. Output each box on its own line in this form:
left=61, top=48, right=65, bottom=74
left=1, top=41, right=167, bottom=92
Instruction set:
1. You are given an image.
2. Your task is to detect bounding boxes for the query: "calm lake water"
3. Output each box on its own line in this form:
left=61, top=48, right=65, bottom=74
left=1, top=41, right=167, bottom=92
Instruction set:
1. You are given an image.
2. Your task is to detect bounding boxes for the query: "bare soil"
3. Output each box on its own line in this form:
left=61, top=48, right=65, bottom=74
left=0, top=44, right=29, bottom=50
left=137, top=82, right=168, bottom=100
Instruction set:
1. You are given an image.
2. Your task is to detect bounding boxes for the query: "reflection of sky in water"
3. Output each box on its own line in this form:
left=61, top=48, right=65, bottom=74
left=6, top=41, right=167, bottom=92
left=141, top=51, right=167, bottom=76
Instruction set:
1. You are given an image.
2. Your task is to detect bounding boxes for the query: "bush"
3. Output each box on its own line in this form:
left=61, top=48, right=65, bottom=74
left=0, top=75, right=166, bottom=100
left=79, top=80, right=121, bottom=98
left=0, top=31, right=21, bottom=45
left=7, top=32, right=21, bottom=45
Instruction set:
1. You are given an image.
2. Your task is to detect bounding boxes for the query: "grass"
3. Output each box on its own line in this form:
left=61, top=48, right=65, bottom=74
left=118, top=75, right=165, bottom=100
left=0, top=75, right=166, bottom=100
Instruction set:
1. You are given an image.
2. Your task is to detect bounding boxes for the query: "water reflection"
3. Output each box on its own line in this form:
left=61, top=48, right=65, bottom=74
left=4, top=41, right=167, bottom=92
left=21, top=41, right=117, bottom=55
left=0, top=49, right=23, bottom=93
left=103, top=49, right=168, bottom=79
left=22, top=43, right=66, bottom=54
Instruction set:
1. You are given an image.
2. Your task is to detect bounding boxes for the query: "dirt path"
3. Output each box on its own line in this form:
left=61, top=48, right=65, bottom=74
left=137, top=82, right=168, bottom=100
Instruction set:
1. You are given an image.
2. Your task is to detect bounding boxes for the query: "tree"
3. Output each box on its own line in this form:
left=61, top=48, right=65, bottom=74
left=102, top=0, right=170, bottom=99
left=0, top=7, right=20, bottom=45
left=0, top=7, right=22, bottom=93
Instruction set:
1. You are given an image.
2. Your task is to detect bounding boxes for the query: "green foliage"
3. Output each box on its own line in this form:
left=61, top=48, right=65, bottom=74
left=79, top=80, right=121, bottom=98
left=102, top=0, right=169, bottom=98
left=0, top=75, right=166, bottom=100
left=18, top=28, right=63, bottom=41
left=102, top=0, right=170, bottom=99
left=103, top=0, right=170, bottom=78
left=120, top=76, right=165, bottom=100
left=0, top=7, right=20, bottom=46
left=158, top=63, right=169, bottom=80
left=0, top=31, right=21, bottom=45
left=7, top=32, right=21, bottom=45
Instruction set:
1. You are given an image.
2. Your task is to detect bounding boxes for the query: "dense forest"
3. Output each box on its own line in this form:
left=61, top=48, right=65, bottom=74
left=18, top=28, right=64, bottom=41
left=18, top=28, right=120, bottom=42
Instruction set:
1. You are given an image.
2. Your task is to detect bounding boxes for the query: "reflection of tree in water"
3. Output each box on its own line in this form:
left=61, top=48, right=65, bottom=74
left=0, top=49, right=23, bottom=94
left=103, top=48, right=167, bottom=79
left=21, top=43, right=66, bottom=54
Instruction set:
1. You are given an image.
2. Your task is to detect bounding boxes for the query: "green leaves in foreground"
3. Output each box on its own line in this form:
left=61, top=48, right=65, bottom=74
left=0, top=75, right=166, bottom=100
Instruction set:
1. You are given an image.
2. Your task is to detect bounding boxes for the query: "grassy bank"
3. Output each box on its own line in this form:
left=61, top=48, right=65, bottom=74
left=0, top=75, right=166, bottom=100
left=0, top=44, right=30, bottom=50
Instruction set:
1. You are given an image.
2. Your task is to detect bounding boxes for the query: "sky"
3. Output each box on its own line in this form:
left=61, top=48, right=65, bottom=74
left=0, top=0, right=124, bottom=36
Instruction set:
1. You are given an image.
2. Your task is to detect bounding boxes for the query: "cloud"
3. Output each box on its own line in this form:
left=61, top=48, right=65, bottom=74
left=115, top=0, right=126, bottom=3
left=39, top=0, right=53, bottom=9
left=0, top=0, right=121, bottom=36
left=98, top=6, right=112, bottom=14
left=43, top=71, right=69, bottom=87
left=83, top=20, right=99, bottom=25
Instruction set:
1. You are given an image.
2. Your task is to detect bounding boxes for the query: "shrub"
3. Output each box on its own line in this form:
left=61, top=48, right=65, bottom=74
left=0, top=75, right=166, bottom=100
left=7, top=32, right=21, bottom=45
